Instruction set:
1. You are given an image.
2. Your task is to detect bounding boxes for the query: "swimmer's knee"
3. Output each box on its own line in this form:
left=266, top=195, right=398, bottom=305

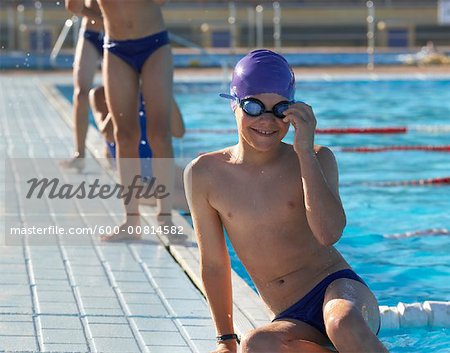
left=89, top=87, right=106, bottom=109
left=73, top=86, right=90, bottom=101
left=241, top=329, right=288, bottom=353
left=114, top=127, right=140, bottom=145
left=89, top=86, right=103, bottom=101
left=324, top=300, right=367, bottom=338
left=146, top=128, right=172, bottom=152
left=147, top=129, right=171, bottom=145
left=88, top=89, right=96, bottom=105
left=146, top=120, right=171, bottom=139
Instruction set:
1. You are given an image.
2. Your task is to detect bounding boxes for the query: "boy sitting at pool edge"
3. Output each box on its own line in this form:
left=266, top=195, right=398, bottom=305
left=184, top=50, right=388, bottom=353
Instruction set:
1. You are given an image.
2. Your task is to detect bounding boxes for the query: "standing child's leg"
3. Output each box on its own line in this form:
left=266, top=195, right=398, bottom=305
left=141, top=42, right=175, bottom=225
left=101, top=50, right=142, bottom=240
left=61, top=31, right=99, bottom=171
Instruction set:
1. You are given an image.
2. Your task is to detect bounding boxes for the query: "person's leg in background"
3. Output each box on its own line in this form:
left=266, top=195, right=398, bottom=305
left=101, top=48, right=141, bottom=240
left=141, top=42, right=175, bottom=226
left=61, top=29, right=100, bottom=171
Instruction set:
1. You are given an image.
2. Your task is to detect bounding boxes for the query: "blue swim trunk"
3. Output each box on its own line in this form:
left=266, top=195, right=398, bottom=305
left=103, top=30, right=170, bottom=73
left=83, top=30, right=104, bottom=56
left=272, top=269, right=380, bottom=336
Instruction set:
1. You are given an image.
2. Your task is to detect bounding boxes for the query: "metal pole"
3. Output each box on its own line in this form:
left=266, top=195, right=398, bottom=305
left=17, top=4, right=25, bottom=52
left=35, top=1, right=44, bottom=68
left=50, top=17, right=77, bottom=67
left=7, top=5, right=16, bottom=50
left=273, top=2, right=281, bottom=51
left=247, top=6, right=255, bottom=49
left=256, top=4, right=264, bottom=48
left=366, top=1, right=375, bottom=70
left=228, top=2, right=237, bottom=53
left=73, top=15, right=81, bottom=48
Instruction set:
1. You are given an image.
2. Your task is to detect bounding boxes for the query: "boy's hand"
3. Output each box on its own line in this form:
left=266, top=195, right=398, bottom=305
left=210, top=341, right=237, bottom=353
left=282, top=102, right=317, bottom=154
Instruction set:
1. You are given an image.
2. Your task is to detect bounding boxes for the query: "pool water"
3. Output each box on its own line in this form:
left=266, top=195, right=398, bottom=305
left=2, top=51, right=419, bottom=70
left=58, top=78, right=450, bottom=352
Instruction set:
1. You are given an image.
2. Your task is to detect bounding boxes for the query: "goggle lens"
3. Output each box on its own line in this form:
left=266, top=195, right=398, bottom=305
left=241, top=100, right=264, bottom=116
left=240, top=98, right=291, bottom=119
left=273, top=102, right=290, bottom=118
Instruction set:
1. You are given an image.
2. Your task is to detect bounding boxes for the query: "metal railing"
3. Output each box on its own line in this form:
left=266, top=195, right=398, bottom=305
left=3, top=0, right=439, bottom=6
left=50, top=15, right=78, bottom=67
left=168, top=32, right=231, bottom=89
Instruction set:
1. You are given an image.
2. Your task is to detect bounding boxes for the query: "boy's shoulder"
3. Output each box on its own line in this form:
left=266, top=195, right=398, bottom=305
left=184, top=146, right=235, bottom=179
left=313, top=144, right=336, bottom=160
left=314, top=144, right=331, bottom=154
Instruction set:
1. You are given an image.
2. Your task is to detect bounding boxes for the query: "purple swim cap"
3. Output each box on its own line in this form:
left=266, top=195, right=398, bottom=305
left=229, top=49, right=295, bottom=101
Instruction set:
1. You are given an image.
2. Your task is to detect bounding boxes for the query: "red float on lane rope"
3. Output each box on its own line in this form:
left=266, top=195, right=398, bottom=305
left=342, top=145, right=450, bottom=153
left=316, top=127, right=407, bottom=134
left=373, top=177, right=450, bottom=187
left=187, top=126, right=408, bottom=135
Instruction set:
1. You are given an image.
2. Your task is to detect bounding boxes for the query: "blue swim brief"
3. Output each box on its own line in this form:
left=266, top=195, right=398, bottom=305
left=272, top=269, right=380, bottom=336
left=103, top=30, right=170, bottom=73
left=83, top=30, right=104, bottom=56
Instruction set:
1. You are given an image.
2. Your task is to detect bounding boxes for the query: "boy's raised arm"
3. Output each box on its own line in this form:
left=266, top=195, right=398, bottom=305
left=283, top=103, right=346, bottom=246
left=184, top=158, right=237, bottom=353
left=299, top=145, right=346, bottom=246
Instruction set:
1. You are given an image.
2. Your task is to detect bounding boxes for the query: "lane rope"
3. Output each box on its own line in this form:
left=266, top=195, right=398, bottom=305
left=186, top=127, right=407, bottom=134
left=186, top=125, right=450, bottom=135
left=341, top=145, right=450, bottom=153
left=371, top=177, right=450, bottom=186
left=380, top=301, right=450, bottom=331
left=384, top=228, right=450, bottom=239
left=316, top=127, right=406, bottom=134
left=412, top=125, right=450, bottom=133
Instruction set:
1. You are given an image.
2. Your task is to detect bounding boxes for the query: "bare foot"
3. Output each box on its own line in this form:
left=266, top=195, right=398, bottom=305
left=59, top=155, right=85, bottom=172
left=101, top=214, right=142, bottom=242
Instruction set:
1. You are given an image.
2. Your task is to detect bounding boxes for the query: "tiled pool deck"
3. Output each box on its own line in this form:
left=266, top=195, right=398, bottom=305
left=0, top=72, right=268, bottom=352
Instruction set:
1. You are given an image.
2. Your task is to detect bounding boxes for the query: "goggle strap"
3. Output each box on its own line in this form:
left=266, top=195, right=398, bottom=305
left=219, top=93, right=238, bottom=101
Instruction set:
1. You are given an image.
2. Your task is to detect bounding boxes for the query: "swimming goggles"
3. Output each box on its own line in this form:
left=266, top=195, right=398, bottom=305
left=220, top=93, right=294, bottom=119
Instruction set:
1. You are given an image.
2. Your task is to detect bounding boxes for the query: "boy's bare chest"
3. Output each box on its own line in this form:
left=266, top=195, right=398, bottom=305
left=210, top=168, right=305, bottom=224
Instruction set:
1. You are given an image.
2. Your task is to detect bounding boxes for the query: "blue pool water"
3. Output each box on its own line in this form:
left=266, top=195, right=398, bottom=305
left=58, top=78, right=450, bottom=352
